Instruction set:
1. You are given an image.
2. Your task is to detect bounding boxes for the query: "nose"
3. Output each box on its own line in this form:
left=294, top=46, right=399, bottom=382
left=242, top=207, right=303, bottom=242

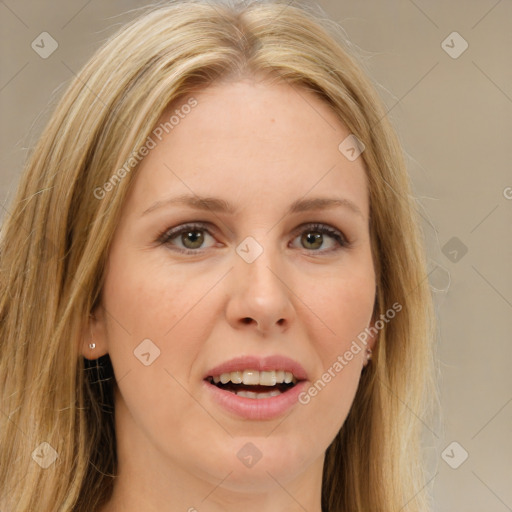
left=224, top=243, right=295, bottom=335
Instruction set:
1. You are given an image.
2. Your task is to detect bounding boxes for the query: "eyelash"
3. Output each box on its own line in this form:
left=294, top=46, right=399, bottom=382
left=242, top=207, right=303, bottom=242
left=156, top=222, right=351, bottom=255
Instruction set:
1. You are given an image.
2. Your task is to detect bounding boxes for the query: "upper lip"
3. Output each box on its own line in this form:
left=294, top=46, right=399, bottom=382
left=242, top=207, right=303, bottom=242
left=204, top=354, right=308, bottom=381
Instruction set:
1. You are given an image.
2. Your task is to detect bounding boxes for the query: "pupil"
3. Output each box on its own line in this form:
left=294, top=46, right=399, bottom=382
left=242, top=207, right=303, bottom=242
left=303, top=232, right=322, bottom=249
left=183, top=230, right=203, bottom=248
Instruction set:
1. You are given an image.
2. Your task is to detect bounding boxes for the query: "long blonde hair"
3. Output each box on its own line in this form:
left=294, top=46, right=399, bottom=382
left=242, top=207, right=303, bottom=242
left=0, top=1, right=437, bottom=510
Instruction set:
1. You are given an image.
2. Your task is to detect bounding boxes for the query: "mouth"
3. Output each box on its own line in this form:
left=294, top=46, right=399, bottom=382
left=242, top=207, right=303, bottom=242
left=203, top=355, right=309, bottom=419
left=205, top=369, right=300, bottom=399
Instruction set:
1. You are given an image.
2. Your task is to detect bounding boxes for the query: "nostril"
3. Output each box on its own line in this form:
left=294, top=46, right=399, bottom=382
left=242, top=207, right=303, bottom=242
left=242, top=317, right=252, bottom=324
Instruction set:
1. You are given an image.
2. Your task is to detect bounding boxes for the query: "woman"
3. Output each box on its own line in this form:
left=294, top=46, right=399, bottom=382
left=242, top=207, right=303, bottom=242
left=0, top=0, right=437, bottom=510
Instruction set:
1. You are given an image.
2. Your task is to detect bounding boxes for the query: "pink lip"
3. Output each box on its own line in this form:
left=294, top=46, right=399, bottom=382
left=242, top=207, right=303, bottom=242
left=202, top=379, right=309, bottom=420
left=204, top=354, right=308, bottom=380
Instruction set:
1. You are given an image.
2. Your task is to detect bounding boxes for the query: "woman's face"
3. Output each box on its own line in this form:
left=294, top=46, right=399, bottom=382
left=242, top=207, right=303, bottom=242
left=90, top=78, right=378, bottom=501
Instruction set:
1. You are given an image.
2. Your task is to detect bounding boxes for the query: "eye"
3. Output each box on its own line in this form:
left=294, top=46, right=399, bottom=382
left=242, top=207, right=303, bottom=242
left=157, top=222, right=217, bottom=254
left=157, top=222, right=350, bottom=255
left=290, top=223, right=349, bottom=253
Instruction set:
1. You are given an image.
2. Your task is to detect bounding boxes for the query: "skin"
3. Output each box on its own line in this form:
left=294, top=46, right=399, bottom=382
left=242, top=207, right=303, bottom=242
left=85, top=77, right=378, bottom=512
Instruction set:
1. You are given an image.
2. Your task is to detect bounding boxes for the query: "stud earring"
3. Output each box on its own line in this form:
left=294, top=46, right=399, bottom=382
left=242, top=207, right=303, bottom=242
left=365, top=348, right=372, bottom=361
left=88, top=318, right=96, bottom=350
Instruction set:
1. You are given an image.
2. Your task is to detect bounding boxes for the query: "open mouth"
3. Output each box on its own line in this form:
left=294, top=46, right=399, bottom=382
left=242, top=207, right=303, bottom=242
left=205, top=369, right=299, bottom=399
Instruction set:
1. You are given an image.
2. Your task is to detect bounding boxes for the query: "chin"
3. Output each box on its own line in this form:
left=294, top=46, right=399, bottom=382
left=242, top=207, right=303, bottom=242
left=201, top=438, right=313, bottom=491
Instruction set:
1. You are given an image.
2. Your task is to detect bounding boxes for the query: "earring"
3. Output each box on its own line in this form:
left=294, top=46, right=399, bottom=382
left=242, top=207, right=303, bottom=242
left=88, top=315, right=96, bottom=350
left=365, top=348, right=372, bottom=361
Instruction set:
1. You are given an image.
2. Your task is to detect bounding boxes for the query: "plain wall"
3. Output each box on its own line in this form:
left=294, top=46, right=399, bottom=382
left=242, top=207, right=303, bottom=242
left=1, top=1, right=511, bottom=510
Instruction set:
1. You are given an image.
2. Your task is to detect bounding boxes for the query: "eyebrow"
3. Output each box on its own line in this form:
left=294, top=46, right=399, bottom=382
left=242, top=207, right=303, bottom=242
left=142, top=194, right=365, bottom=219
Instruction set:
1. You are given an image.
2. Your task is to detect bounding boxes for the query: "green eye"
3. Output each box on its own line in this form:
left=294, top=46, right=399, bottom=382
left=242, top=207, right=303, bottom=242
left=180, top=229, right=205, bottom=250
left=301, top=231, right=323, bottom=250
left=158, top=222, right=349, bottom=255
left=159, top=223, right=215, bottom=252
left=291, top=223, right=348, bottom=252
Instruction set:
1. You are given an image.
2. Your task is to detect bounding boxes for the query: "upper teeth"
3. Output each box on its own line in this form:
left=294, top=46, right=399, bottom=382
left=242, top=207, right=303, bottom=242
left=212, top=370, right=297, bottom=386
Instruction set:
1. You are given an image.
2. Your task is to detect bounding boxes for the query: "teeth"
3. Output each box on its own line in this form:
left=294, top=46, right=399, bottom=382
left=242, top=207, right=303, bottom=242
left=259, top=370, right=276, bottom=386
left=230, top=371, right=243, bottom=384
left=242, top=370, right=260, bottom=385
left=236, top=389, right=282, bottom=399
left=211, top=369, right=298, bottom=386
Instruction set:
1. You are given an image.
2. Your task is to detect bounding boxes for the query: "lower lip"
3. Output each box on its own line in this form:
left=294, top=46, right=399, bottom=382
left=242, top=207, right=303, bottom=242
left=203, top=379, right=308, bottom=420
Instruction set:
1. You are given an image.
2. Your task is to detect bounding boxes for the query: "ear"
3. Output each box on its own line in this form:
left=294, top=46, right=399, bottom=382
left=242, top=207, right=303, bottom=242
left=80, top=305, right=109, bottom=359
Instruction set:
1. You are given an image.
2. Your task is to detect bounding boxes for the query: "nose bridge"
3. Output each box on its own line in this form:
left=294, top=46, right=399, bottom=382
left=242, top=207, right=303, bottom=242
left=227, top=233, right=293, bottom=332
left=235, top=235, right=284, bottom=296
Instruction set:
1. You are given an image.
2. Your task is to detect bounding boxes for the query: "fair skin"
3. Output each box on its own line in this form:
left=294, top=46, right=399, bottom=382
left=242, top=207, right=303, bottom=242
left=85, top=77, right=378, bottom=512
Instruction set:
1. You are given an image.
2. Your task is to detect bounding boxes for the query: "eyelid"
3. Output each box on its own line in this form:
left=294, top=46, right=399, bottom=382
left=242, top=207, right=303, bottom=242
left=290, top=222, right=350, bottom=247
left=157, top=221, right=351, bottom=254
left=156, top=222, right=218, bottom=251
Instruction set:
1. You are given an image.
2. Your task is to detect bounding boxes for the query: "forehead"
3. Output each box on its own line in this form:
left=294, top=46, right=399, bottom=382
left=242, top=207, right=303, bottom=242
left=128, top=79, right=369, bottom=219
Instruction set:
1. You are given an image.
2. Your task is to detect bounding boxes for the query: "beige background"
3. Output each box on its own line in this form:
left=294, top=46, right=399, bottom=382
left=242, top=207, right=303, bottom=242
left=1, top=1, right=511, bottom=510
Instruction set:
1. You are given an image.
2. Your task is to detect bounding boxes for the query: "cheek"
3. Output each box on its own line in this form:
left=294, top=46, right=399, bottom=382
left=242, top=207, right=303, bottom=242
left=99, top=248, right=205, bottom=388
left=301, top=266, right=376, bottom=359
left=102, top=244, right=213, bottom=341
left=294, top=266, right=375, bottom=429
